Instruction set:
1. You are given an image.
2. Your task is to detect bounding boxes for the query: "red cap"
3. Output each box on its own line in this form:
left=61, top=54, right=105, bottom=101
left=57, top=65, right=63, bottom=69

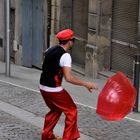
left=56, top=29, right=74, bottom=41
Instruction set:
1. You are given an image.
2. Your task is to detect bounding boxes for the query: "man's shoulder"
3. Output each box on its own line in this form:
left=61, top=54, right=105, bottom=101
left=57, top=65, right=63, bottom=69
left=44, top=45, right=67, bottom=59
left=44, top=45, right=59, bottom=55
left=46, top=45, right=66, bottom=52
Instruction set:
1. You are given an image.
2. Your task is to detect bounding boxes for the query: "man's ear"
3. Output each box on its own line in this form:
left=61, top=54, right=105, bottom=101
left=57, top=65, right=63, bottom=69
left=67, top=41, right=71, bottom=47
left=69, top=40, right=73, bottom=46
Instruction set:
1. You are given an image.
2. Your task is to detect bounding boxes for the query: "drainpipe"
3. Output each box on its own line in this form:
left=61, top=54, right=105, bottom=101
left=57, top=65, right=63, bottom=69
left=5, top=0, right=10, bottom=77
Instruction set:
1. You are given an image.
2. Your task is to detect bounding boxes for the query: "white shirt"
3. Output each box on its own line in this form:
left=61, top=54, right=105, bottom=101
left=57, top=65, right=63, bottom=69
left=59, top=53, right=72, bottom=67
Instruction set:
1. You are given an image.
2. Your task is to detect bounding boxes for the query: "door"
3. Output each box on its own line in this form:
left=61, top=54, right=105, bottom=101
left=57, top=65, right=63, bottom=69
left=22, top=0, right=32, bottom=67
left=22, top=0, right=43, bottom=68
left=32, top=0, right=43, bottom=68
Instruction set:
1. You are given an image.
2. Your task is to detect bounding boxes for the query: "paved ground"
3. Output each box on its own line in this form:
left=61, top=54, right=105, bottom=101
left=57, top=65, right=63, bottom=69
left=0, top=61, right=140, bottom=140
left=0, top=110, right=41, bottom=140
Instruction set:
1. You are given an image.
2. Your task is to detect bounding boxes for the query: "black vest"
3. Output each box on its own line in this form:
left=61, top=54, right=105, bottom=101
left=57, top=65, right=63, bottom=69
left=40, top=45, right=66, bottom=87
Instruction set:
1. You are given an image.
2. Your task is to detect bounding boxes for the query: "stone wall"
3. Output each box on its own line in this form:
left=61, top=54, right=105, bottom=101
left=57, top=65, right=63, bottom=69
left=86, top=0, right=112, bottom=78
left=50, top=0, right=74, bottom=46
left=0, top=0, right=5, bottom=61
left=50, top=0, right=61, bottom=46
left=14, top=0, right=22, bottom=65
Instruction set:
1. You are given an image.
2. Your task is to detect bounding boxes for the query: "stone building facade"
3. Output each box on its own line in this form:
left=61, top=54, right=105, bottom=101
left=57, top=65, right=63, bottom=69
left=50, top=0, right=112, bottom=78
left=0, top=0, right=140, bottom=78
left=0, top=0, right=22, bottom=64
left=50, top=0, right=140, bottom=78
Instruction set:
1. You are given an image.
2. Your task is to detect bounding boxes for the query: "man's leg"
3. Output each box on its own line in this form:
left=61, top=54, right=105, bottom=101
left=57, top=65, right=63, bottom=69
left=41, top=90, right=62, bottom=140
left=58, top=90, right=80, bottom=140
left=63, top=107, right=80, bottom=140
left=42, top=110, right=62, bottom=140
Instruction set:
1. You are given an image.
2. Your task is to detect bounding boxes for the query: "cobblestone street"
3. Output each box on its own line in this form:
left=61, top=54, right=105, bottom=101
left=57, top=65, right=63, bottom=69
left=0, top=110, right=41, bottom=140
left=0, top=80, right=140, bottom=140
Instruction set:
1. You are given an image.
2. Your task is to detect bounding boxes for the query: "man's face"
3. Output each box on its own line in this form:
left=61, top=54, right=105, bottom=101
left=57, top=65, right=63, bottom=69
left=69, top=38, right=75, bottom=50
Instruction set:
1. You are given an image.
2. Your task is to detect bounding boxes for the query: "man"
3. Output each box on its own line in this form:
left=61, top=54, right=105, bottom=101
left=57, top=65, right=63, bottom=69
left=40, top=29, right=97, bottom=140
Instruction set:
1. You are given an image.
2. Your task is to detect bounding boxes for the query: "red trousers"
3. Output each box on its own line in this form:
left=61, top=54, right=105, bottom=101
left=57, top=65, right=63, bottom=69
left=40, top=89, right=80, bottom=140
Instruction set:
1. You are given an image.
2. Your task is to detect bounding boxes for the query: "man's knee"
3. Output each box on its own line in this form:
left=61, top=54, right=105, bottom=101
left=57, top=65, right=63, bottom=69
left=68, top=107, right=78, bottom=119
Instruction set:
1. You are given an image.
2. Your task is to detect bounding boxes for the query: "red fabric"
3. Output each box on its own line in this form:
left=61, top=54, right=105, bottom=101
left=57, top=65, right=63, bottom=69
left=56, top=29, right=74, bottom=41
left=96, top=71, right=137, bottom=121
left=40, top=89, right=80, bottom=140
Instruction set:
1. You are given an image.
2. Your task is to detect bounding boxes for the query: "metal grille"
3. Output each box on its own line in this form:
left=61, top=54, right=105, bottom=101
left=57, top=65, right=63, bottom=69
left=111, top=0, right=139, bottom=77
left=112, top=0, right=139, bottom=44
left=111, top=42, right=138, bottom=77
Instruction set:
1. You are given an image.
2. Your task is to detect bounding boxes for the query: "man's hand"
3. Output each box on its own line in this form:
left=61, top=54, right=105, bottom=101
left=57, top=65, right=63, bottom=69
left=84, top=81, right=98, bottom=93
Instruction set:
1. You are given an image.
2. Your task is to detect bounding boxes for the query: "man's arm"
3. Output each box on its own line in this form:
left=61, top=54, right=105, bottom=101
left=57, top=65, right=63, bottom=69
left=63, top=66, right=97, bottom=93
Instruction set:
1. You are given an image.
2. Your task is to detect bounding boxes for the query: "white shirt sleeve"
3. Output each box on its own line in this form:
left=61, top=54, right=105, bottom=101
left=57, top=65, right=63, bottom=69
left=59, top=53, right=72, bottom=67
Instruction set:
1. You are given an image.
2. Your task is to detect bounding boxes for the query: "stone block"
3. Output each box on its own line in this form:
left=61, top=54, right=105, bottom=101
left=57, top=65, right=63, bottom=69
left=89, top=0, right=97, bottom=13
left=88, top=14, right=97, bottom=30
left=88, top=30, right=96, bottom=45
left=100, top=0, right=112, bottom=15
left=71, top=39, right=86, bottom=66
left=61, top=0, right=72, bottom=7
left=60, top=7, right=72, bottom=29
left=85, top=44, right=98, bottom=78
left=99, top=16, right=112, bottom=39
